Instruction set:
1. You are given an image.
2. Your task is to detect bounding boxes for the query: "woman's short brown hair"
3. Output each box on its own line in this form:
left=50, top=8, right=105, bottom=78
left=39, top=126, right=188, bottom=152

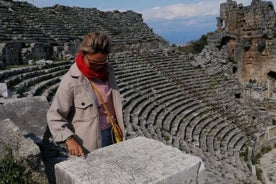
left=78, top=32, right=111, bottom=55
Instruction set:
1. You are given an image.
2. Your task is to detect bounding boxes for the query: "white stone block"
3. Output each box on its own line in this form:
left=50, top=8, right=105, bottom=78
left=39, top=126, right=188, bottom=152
left=0, top=83, right=8, bottom=98
left=55, top=137, right=205, bottom=184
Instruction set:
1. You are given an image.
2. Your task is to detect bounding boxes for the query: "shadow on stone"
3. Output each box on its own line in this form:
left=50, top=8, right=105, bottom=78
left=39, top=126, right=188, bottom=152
left=39, top=127, right=68, bottom=184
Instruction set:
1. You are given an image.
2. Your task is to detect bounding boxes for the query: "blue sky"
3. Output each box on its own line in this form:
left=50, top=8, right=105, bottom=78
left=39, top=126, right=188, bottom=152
left=22, top=0, right=265, bottom=44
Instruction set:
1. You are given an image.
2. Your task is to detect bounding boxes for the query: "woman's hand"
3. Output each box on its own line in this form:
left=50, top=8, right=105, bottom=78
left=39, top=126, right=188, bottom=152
left=65, top=137, right=86, bottom=158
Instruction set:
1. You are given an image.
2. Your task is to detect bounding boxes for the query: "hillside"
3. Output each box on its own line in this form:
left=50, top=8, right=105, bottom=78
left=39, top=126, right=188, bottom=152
left=0, top=0, right=167, bottom=66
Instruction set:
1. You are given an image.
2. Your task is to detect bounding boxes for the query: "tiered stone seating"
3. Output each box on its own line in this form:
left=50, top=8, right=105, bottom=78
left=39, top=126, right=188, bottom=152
left=139, top=51, right=261, bottom=137
left=1, top=61, right=72, bottom=99
left=0, top=2, right=55, bottom=43
left=0, top=0, right=171, bottom=73
left=110, top=50, right=250, bottom=178
left=0, top=6, right=12, bottom=41
left=4, top=63, right=68, bottom=86
left=109, top=51, right=252, bottom=182
left=26, top=75, right=61, bottom=96
left=3, top=1, right=165, bottom=46
left=41, top=83, right=60, bottom=101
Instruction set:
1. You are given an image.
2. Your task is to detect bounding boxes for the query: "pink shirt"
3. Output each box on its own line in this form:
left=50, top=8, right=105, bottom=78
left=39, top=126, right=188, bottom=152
left=91, top=79, right=116, bottom=131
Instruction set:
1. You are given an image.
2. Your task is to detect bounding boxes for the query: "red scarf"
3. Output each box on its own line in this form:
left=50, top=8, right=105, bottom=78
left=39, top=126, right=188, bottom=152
left=76, top=52, right=108, bottom=81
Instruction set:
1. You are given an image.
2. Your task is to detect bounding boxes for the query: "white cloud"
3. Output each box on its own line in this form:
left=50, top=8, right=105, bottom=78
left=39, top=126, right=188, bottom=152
left=140, top=2, right=217, bottom=20
left=140, top=0, right=252, bottom=20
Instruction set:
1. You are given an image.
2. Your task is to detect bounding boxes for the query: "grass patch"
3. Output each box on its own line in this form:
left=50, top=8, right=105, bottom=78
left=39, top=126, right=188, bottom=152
left=253, top=146, right=272, bottom=164
left=0, top=143, right=38, bottom=184
left=239, top=147, right=248, bottom=162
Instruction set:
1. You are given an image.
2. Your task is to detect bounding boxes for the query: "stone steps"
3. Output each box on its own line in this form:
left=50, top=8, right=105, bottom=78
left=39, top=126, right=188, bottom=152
left=1, top=61, right=72, bottom=98
left=12, top=69, right=67, bottom=97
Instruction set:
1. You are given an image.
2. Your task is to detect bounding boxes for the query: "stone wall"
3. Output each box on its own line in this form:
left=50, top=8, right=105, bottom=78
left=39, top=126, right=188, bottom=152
left=0, top=42, right=23, bottom=65
left=191, top=0, right=276, bottom=99
left=217, top=0, right=276, bottom=96
left=188, top=0, right=276, bottom=127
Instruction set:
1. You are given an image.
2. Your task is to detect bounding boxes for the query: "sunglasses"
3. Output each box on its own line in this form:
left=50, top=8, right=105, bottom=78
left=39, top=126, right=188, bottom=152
left=85, top=55, right=108, bottom=65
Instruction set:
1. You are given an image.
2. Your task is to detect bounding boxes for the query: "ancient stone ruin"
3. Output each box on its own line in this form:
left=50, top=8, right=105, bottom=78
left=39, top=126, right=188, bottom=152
left=219, top=0, right=276, bottom=97
left=0, top=0, right=167, bottom=66
left=0, top=0, right=276, bottom=183
left=191, top=0, right=276, bottom=100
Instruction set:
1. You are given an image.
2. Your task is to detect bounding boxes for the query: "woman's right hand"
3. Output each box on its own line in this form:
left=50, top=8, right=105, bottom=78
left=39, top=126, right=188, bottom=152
left=65, top=137, right=86, bottom=158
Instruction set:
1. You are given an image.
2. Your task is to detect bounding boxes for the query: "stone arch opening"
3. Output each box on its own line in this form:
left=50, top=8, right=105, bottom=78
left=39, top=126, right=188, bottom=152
left=234, top=93, right=241, bottom=99
left=267, top=71, right=276, bottom=98
left=233, top=66, right=237, bottom=74
left=268, top=3, right=274, bottom=11
left=221, top=36, right=233, bottom=46
left=268, top=71, right=276, bottom=78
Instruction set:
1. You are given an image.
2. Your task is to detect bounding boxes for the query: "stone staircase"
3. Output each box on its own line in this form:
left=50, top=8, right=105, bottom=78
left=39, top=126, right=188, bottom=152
left=0, top=60, right=73, bottom=100
left=109, top=51, right=252, bottom=183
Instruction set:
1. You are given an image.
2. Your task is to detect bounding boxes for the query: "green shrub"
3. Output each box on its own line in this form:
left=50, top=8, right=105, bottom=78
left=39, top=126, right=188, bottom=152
left=256, top=167, right=264, bottom=182
left=0, top=144, right=37, bottom=184
left=272, top=119, right=276, bottom=126
left=253, top=146, right=272, bottom=164
left=177, top=33, right=210, bottom=55
left=228, top=57, right=237, bottom=64
left=191, top=34, right=208, bottom=54
left=239, top=147, right=248, bottom=162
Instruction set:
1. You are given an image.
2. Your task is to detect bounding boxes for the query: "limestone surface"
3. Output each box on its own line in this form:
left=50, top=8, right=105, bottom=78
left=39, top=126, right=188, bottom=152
left=0, top=96, right=49, bottom=141
left=55, top=137, right=205, bottom=184
left=259, top=148, right=276, bottom=184
left=0, top=119, right=48, bottom=183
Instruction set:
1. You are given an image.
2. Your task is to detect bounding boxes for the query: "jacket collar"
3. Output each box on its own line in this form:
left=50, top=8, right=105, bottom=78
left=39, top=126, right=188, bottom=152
left=69, top=62, right=82, bottom=78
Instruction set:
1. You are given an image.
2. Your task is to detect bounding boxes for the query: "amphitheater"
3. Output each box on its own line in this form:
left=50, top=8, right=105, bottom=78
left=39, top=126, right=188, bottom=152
left=0, top=0, right=276, bottom=183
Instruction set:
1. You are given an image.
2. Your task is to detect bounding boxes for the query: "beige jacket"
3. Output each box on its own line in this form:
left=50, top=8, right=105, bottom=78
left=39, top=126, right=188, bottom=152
left=47, top=63, right=125, bottom=153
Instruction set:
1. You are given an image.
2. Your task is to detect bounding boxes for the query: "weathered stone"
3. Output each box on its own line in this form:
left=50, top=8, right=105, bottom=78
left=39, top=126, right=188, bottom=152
left=0, top=60, right=5, bottom=69
left=55, top=137, right=205, bottom=184
left=0, top=42, right=23, bottom=65
left=0, top=83, right=9, bottom=98
left=0, top=96, right=49, bottom=141
left=188, top=0, right=276, bottom=136
left=0, top=118, right=39, bottom=164
left=217, top=0, right=276, bottom=88
left=0, top=119, right=48, bottom=183
left=36, top=59, right=54, bottom=65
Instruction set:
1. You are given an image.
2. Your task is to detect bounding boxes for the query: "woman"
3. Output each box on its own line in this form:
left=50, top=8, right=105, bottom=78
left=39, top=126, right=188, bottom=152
left=47, top=32, right=125, bottom=158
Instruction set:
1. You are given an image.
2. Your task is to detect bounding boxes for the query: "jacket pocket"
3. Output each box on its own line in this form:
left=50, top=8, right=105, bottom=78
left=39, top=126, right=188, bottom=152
left=74, top=97, right=96, bottom=122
